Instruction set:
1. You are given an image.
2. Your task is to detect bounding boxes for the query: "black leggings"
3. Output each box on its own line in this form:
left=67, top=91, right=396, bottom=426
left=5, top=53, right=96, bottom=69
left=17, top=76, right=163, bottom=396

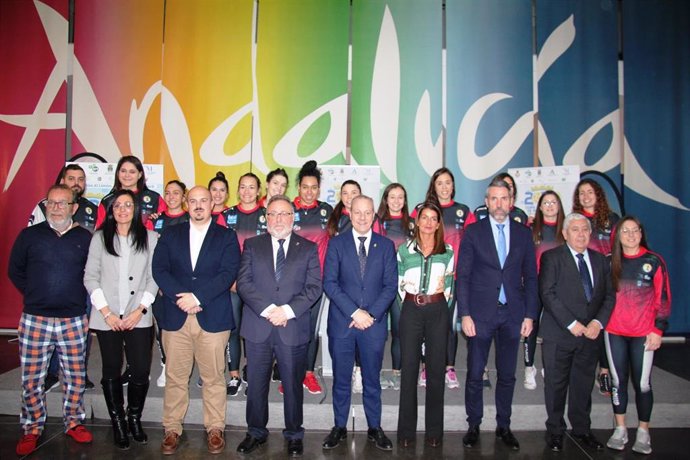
left=604, top=332, right=655, bottom=422
left=96, top=327, right=154, bottom=384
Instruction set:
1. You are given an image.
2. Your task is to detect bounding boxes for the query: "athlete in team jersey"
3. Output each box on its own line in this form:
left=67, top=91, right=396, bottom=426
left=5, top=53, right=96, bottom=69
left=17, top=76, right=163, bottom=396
left=373, top=183, right=415, bottom=391
left=572, top=178, right=621, bottom=394
left=258, top=168, right=288, bottom=208
left=29, top=164, right=98, bottom=233
left=473, top=172, right=528, bottom=226
left=326, top=180, right=361, bottom=238
left=150, top=180, right=190, bottom=388
left=290, top=161, right=333, bottom=395
left=220, top=173, right=268, bottom=397
left=96, top=155, right=166, bottom=231
left=28, top=163, right=98, bottom=392
left=604, top=216, right=671, bottom=455
left=523, top=191, right=565, bottom=391
left=208, top=171, right=230, bottom=224
left=414, top=167, right=476, bottom=390
left=153, top=180, right=189, bottom=235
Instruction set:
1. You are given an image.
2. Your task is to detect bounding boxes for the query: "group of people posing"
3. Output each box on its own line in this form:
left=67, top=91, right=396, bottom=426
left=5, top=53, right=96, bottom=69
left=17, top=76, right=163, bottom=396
left=9, top=156, right=670, bottom=457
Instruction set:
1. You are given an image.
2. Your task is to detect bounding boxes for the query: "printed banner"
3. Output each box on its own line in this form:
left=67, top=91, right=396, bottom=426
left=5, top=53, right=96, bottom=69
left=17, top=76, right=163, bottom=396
left=622, top=0, right=690, bottom=332
left=446, top=0, right=534, bottom=210
left=510, top=165, right=580, bottom=217
left=351, top=0, right=443, bottom=206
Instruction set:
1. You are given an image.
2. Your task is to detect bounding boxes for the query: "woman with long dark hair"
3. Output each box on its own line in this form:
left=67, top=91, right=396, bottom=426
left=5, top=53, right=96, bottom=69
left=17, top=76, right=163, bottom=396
left=604, top=216, right=671, bottom=455
left=96, top=155, right=166, bottom=231
left=220, top=172, right=268, bottom=396
left=326, top=180, right=362, bottom=237
left=84, top=189, right=158, bottom=450
left=397, top=201, right=455, bottom=447
left=415, top=167, right=475, bottom=389
left=208, top=171, right=230, bottom=222
left=523, top=190, right=565, bottom=390
left=373, top=183, right=414, bottom=390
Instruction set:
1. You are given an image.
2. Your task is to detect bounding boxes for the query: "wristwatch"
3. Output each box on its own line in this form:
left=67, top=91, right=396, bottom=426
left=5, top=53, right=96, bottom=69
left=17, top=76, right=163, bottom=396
left=140, top=307, right=148, bottom=315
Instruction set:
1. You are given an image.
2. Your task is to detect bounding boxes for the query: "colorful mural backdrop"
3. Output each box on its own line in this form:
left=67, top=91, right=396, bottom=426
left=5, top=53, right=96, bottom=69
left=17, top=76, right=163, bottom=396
left=1, top=0, right=688, bottom=332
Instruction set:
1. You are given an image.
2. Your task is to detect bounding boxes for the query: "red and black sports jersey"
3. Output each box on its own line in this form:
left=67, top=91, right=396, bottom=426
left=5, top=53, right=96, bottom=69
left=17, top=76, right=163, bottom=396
left=534, top=221, right=561, bottom=272
left=582, top=210, right=619, bottom=256
left=606, top=248, right=672, bottom=337
left=220, top=204, right=267, bottom=250
left=153, top=210, right=189, bottom=235
left=96, top=188, right=166, bottom=231
left=292, top=197, right=333, bottom=269
left=373, top=214, right=414, bottom=250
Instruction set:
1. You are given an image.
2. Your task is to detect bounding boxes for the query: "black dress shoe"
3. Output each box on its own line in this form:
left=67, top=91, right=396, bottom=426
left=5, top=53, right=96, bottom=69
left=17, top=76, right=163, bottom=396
left=572, top=432, right=604, bottom=450
left=495, top=427, right=520, bottom=450
left=463, top=425, right=480, bottom=448
left=322, top=427, right=347, bottom=449
left=287, top=439, right=303, bottom=457
left=367, top=427, right=393, bottom=451
left=236, top=434, right=266, bottom=454
left=547, top=434, right=563, bottom=452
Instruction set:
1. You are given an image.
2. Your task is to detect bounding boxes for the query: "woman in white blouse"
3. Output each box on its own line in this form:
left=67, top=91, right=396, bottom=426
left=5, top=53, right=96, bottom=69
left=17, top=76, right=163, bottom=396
left=84, top=189, right=158, bottom=450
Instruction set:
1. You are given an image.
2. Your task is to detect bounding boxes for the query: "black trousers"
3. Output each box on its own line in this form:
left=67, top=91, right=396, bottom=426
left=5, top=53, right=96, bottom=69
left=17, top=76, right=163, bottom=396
left=542, top=336, right=599, bottom=436
left=95, top=326, right=154, bottom=384
left=397, top=299, right=449, bottom=440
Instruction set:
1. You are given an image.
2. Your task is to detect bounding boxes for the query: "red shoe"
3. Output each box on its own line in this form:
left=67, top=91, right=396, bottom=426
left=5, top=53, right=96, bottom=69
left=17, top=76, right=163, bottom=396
left=16, top=433, right=39, bottom=456
left=66, top=425, right=93, bottom=444
left=278, top=383, right=284, bottom=395
left=303, top=372, right=322, bottom=394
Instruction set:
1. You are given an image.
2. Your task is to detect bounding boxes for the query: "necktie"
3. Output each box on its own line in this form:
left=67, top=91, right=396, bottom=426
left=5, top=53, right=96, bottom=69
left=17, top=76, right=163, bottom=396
left=577, top=253, right=593, bottom=302
left=358, top=236, right=367, bottom=277
left=497, top=224, right=507, bottom=304
left=275, top=239, right=285, bottom=282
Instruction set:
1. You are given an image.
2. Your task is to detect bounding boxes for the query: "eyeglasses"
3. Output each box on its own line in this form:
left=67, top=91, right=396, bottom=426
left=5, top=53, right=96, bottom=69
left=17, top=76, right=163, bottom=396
left=46, top=200, right=73, bottom=209
left=541, top=200, right=558, bottom=207
left=267, top=211, right=293, bottom=219
left=621, top=227, right=641, bottom=235
left=112, top=202, right=135, bottom=210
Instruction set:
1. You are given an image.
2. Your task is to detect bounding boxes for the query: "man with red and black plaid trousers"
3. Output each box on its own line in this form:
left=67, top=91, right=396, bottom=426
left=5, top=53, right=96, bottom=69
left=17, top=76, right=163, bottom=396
left=8, top=184, right=94, bottom=456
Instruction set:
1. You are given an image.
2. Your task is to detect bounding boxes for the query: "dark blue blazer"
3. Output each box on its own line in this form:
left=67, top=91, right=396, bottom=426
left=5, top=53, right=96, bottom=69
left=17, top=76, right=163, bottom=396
left=237, top=232, right=322, bottom=346
left=457, top=217, right=538, bottom=323
left=152, top=222, right=240, bottom=333
left=324, top=231, right=398, bottom=340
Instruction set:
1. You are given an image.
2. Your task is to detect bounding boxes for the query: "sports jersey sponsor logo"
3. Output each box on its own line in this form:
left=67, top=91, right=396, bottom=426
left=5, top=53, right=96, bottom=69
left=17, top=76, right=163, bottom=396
left=86, top=207, right=93, bottom=214
left=456, top=209, right=464, bottom=218
left=513, top=216, right=522, bottom=223
left=226, top=215, right=238, bottom=225
left=320, top=209, right=327, bottom=217
left=143, top=195, right=151, bottom=203
left=155, top=220, right=163, bottom=230
left=642, top=263, right=652, bottom=273
left=259, top=215, right=266, bottom=223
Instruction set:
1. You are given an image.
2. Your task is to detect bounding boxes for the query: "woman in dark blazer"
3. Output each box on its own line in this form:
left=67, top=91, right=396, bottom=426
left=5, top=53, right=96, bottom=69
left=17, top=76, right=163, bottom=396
left=84, top=189, right=158, bottom=450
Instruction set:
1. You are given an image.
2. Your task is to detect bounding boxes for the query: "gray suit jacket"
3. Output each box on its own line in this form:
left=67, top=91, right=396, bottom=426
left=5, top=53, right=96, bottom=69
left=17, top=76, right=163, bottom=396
left=84, top=230, right=158, bottom=330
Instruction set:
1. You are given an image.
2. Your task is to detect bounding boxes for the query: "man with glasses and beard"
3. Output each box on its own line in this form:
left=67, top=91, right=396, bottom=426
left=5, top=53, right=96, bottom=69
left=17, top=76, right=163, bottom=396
left=236, top=195, right=322, bottom=457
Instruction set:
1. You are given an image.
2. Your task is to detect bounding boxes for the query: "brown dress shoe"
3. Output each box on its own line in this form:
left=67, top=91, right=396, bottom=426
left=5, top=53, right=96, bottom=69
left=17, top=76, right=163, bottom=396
left=161, top=431, right=180, bottom=455
left=207, top=428, right=225, bottom=454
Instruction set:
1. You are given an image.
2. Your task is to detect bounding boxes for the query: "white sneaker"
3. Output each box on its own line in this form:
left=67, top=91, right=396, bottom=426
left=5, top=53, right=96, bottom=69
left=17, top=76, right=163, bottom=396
left=418, top=368, right=427, bottom=387
left=156, top=364, right=166, bottom=388
left=445, top=368, right=460, bottom=389
left=523, top=366, right=537, bottom=390
left=632, top=428, right=652, bottom=454
left=606, top=426, right=628, bottom=451
left=352, top=367, right=363, bottom=394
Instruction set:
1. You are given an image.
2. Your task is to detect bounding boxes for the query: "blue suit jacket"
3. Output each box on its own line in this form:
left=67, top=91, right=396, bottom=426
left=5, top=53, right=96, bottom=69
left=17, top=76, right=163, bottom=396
left=324, top=231, right=398, bottom=340
left=237, top=232, right=322, bottom=346
left=457, top=217, right=538, bottom=323
left=152, top=222, right=241, bottom=333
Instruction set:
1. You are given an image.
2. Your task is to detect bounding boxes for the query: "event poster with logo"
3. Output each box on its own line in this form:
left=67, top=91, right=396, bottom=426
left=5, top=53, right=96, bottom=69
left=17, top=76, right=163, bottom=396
left=510, top=165, right=580, bottom=217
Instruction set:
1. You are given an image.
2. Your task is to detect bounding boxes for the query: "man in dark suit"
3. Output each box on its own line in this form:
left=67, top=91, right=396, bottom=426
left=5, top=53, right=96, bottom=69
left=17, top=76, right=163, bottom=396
left=321, top=195, right=397, bottom=451
left=457, top=178, right=538, bottom=450
left=539, top=212, right=615, bottom=452
left=152, top=186, right=241, bottom=455
left=236, top=194, right=322, bottom=457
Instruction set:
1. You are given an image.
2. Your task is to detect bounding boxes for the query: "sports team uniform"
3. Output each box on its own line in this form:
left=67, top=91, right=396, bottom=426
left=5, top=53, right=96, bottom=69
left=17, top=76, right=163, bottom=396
left=373, top=215, right=414, bottom=250
left=220, top=204, right=268, bottom=249
left=152, top=210, right=189, bottom=235
left=474, top=204, right=529, bottom=227
left=96, top=189, right=166, bottom=231
left=292, top=197, right=333, bottom=269
left=582, top=210, right=620, bottom=256
left=604, top=248, right=671, bottom=422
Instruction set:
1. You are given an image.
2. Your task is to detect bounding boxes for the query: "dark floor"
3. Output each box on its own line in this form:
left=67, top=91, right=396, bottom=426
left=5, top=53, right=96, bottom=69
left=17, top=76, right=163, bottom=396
left=1, top=415, right=685, bottom=459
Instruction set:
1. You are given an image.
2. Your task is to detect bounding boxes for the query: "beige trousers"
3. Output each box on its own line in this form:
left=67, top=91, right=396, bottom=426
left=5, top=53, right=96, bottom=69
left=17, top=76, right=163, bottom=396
left=161, top=315, right=230, bottom=434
